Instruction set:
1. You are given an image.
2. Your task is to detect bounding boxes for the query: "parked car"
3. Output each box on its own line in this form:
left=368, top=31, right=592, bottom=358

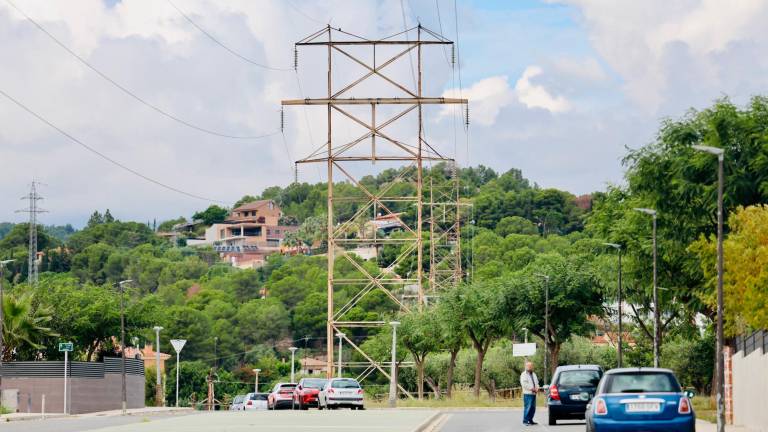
left=268, top=383, right=297, bottom=410
left=318, top=378, right=364, bottom=410
left=243, top=392, right=269, bottom=411
left=229, top=394, right=247, bottom=411
left=293, top=378, right=328, bottom=409
left=547, top=364, right=603, bottom=425
left=586, top=368, right=695, bottom=432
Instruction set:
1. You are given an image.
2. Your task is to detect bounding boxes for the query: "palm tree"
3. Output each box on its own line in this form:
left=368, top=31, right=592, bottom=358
left=2, top=292, right=57, bottom=361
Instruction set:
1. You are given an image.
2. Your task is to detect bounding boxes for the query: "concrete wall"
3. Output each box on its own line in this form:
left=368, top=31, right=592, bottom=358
left=731, top=348, right=768, bottom=431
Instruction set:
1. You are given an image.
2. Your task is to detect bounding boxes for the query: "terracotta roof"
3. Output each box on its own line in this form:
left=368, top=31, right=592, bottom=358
left=233, top=200, right=275, bottom=212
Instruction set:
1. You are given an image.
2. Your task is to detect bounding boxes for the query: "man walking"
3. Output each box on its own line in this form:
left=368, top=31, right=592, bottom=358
left=520, top=361, right=540, bottom=425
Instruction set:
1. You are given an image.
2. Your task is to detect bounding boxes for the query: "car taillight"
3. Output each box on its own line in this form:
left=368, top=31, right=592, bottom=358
left=247, top=400, right=253, bottom=406
left=357, top=389, right=363, bottom=394
left=595, top=398, right=608, bottom=415
left=679, top=397, right=691, bottom=414
left=328, top=388, right=334, bottom=394
left=549, top=385, right=560, bottom=401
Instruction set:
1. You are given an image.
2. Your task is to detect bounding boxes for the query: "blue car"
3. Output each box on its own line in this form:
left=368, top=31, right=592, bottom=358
left=586, top=368, right=695, bottom=432
left=547, top=364, right=603, bottom=425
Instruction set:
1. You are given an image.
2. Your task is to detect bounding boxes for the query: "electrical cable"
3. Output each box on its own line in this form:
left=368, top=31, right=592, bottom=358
left=166, top=0, right=292, bottom=72
left=399, top=0, right=418, bottom=90
left=0, top=87, right=226, bottom=204
left=4, top=0, right=278, bottom=140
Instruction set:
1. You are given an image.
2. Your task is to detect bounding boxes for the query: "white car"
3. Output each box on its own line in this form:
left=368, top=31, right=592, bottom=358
left=230, top=394, right=246, bottom=411
left=243, top=392, right=269, bottom=410
left=318, top=378, right=365, bottom=410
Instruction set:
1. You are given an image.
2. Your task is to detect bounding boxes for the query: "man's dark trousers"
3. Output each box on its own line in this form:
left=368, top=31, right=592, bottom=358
left=523, top=394, right=536, bottom=424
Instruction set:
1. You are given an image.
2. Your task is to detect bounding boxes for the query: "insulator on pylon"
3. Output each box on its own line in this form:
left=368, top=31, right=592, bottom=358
left=465, top=104, right=470, bottom=126
left=294, top=164, right=298, bottom=184
left=280, top=107, right=285, bottom=132
left=294, top=46, right=299, bottom=71
left=451, top=45, right=456, bottom=67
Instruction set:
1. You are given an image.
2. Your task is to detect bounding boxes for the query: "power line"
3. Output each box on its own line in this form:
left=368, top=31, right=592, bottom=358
left=285, top=0, right=330, bottom=26
left=166, top=0, right=292, bottom=72
left=399, top=0, right=418, bottom=90
left=4, top=0, right=278, bottom=140
left=0, top=87, right=226, bottom=204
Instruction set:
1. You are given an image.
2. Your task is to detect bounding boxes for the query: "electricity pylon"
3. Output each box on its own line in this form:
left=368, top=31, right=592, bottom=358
left=16, top=180, right=47, bottom=285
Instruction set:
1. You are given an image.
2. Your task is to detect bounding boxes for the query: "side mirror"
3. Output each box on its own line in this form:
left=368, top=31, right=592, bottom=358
left=685, top=390, right=695, bottom=399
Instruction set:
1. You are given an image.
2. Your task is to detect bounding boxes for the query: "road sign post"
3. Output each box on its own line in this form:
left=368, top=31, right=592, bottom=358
left=170, top=339, right=187, bottom=408
left=58, top=342, right=73, bottom=414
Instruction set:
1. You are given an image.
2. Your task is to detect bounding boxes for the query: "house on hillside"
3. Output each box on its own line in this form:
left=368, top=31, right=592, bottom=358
left=198, top=200, right=298, bottom=268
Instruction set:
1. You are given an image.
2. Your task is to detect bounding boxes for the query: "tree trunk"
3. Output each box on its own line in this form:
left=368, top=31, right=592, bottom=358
left=550, top=342, right=561, bottom=378
left=446, top=349, right=458, bottom=399
left=473, top=348, right=486, bottom=398
left=425, top=376, right=440, bottom=399
left=417, top=360, right=425, bottom=400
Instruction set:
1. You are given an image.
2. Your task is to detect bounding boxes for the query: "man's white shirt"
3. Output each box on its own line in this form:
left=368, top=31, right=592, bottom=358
left=520, top=370, right=539, bottom=395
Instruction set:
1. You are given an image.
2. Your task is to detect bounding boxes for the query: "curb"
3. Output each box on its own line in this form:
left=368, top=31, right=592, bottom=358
left=413, top=411, right=444, bottom=432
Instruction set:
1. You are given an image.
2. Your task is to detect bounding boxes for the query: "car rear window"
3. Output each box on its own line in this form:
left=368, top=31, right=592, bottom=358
left=558, top=370, right=601, bottom=387
left=302, top=379, right=327, bottom=389
left=279, top=385, right=296, bottom=391
left=250, top=394, right=268, bottom=400
left=604, top=372, right=681, bottom=393
left=331, top=380, right=360, bottom=389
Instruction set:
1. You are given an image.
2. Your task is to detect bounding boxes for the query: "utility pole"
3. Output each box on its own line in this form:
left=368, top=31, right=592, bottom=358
left=535, top=273, right=550, bottom=384
left=117, top=279, right=132, bottom=415
left=692, top=144, right=726, bottom=432
left=0, top=260, right=16, bottom=395
left=603, top=243, right=624, bottom=368
left=388, top=321, right=400, bottom=408
left=634, top=207, right=659, bottom=367
left=284, top=25, right=465, bottom=392
left=336, top=332, right=344, bottom=378
left=16, top=181, right=47, bottom=285
left=253, top=368, right=261, bottom=393
left=153, top=326, right=164, bottom=406
left=289, top=347, right=298, bottom=383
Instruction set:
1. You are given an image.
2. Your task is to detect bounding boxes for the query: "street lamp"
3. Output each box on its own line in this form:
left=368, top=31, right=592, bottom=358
left=0, top=259, right=15, bottom=395
left=253, top=368, right=261, bottom=393
left=388, top=321, right=400, bottom=408
left=289, top=347, right=298, bottom=383
left=693, top=144, right=726, bottom=432
left=603, top=243, right=624, bottom=367
left=633, top=207, right=660, bottom=367
left=116, top=279, right=133, bottom=415
left=335, top=332, right=345, bottom=378
left=534, top=273, right=550, bottom=385
left=170, top=339, right=186, bottom=408
left=153, top=326, right=164, bottom=407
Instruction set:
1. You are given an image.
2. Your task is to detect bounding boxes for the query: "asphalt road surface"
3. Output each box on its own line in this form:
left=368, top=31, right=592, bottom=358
left=2, top=409, right=438, bottom=432
left=434, top=409, right=586, bottom=432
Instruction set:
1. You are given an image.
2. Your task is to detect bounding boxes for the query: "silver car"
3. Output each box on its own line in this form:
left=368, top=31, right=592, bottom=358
left=230, top=394, right=247, bottom=411
left=318, top=378, right=364, bottom=410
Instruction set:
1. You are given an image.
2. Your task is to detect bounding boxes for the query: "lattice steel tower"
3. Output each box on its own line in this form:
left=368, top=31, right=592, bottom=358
left=284, top=25, right=467, bottom=385
left=17, top=181, right=47, bottom=285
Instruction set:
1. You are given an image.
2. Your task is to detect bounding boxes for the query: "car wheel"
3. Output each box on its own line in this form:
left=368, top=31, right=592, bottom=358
left=548, top=412, right=556, bottom=425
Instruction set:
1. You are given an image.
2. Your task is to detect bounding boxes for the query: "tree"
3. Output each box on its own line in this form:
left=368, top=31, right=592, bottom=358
left=506, top=253, right=605, bottom=378
left=691, top=205, right=768, bottom=334
left=192, top=205, right=229, bottom=225
left=1, top=292, right=57, bottom=361
left=235, top=298, right=290, bottom=345
left=495, top=216, right=538, bottom=237
left=157, top=217, right=187, bottom=232
left=399, top=309, right=441, bottom=400
left=435, top=290, right=468, bottom=398
left=443, top=281, right=509, bottom=397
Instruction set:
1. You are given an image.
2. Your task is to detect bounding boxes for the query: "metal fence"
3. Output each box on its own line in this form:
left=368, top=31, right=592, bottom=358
left=734, top=330, right=767, bottom=356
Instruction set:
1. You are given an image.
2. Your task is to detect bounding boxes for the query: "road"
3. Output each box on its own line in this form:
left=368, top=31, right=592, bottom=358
left=433, top=409, right=585, bottom=432
left=1, top=409, right=438, bottom=432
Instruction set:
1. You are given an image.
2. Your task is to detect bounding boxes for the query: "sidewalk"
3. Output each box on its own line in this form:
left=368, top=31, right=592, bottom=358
left=1, top=406, right=192, bottom=422
left=696, top=420, right=760, bottom=432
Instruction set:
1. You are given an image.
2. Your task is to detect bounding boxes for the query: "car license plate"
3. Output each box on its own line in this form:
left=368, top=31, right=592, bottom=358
left=626, top=402, right=661, bottom=412
left=569, top=392, right=590, bottom=401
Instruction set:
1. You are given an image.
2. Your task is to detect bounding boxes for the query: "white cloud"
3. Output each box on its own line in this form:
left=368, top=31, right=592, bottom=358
left=441, top=75, right=514, bottom=126
left=514, top=66, right=571, bottom=113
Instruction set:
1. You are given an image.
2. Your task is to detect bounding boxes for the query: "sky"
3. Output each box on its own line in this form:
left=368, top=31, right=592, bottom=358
left=2, top=0, right=768, bottom=227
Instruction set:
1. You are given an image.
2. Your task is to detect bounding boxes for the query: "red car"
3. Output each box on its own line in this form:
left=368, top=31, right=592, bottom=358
left=292, top=378, right=328, bottom=410
left=267, top=383, right=296, bottom=410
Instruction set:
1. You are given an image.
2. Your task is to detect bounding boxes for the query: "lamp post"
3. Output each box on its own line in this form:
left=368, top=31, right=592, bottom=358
left=253, top=368, right=261, bottom=393
left=289, top=347, right=298, bottom=383
left=534, top=273, right=550, bottom=384
left=388, top=321, right=400, bottom=408
left=117, top=279, right=133, bottom=414
left=153, top=326, right=164, bottom=406
left=170, top=339, right=186, bottom=408
left=693, top=144, right=726, bottom=432
left=335, top=332, right=345, bottom=378
left=0, top=259, right=15, bottom=395
left=634, top=207, right=660, bottom=367
left=604, top=243, right=624, bottom=367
